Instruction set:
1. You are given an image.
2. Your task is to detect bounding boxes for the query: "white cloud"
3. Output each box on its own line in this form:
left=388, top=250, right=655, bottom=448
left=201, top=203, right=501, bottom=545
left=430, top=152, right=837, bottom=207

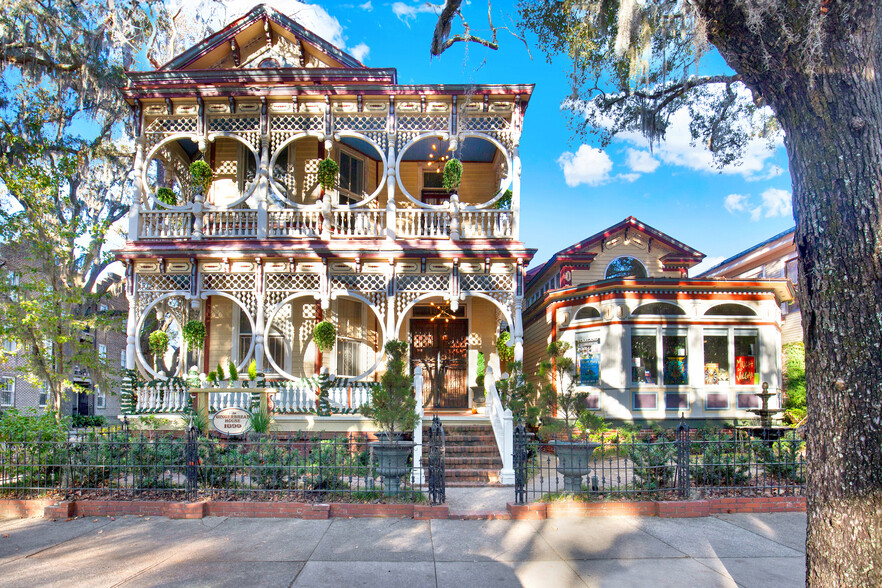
left=558, top=146, right=614, bottom=187
left=760, top=187, right=792, bottom=218
left=359, top=1, right=373, bottom=10
left=724, top=193, right=749, bottom=214
left=625, top=148, right=660, bottom=173
left=392, top=2, right=442, bottom=23
left=349, top=42, right=370, bottom=62
left=690, top=256, right=726, bottom=277
left=617, top=172, right=640, bottom=183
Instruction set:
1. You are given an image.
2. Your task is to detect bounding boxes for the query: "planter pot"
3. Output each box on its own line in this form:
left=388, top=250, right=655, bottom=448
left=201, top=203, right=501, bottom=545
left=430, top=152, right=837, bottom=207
left=470, top=386, right=486, bottom=407
left=369, top=440, right=414, bottom=495
left=549, top=440, right=600, bottom=493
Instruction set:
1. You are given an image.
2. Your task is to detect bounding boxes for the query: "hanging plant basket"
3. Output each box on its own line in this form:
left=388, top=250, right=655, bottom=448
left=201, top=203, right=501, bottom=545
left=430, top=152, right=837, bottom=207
left=182, top=320, right=206, bottom=350
left=189, top=160, right=213, bottom=193
left=442, top=158, right=463, bottom=192
left=148, top=330, right=170, bottom=357
left=313, top=320, right=337, bottom=352
left=156, top=187, right=178, bottom=206
left=317, top=158, right=339, bottom=192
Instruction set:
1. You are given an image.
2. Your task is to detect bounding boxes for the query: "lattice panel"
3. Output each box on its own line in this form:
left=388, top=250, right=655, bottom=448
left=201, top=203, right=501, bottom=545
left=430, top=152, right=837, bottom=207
left=208, top=115, right=261, bottom=151
left=145, top=117, right=198, bottom=150
left=462, top=116, right=513, bottom=150
left=331, top=273, right=388, bottom=318
left=396, top=115, right=449, bottom=150
left=334, top=116, right=388, bottom=151
left=138, top=274, right=191, bottom=293
left=396, top=290, right=422, bottom=315
left=460, top=273, right=513, bottom=293
left=264, top=273, right=321, bottom=311
left=201, top=272, right=257, bottom=314
left=270, top=114, right=324, bottom=153
left=397, top=273, right=448, bottom=292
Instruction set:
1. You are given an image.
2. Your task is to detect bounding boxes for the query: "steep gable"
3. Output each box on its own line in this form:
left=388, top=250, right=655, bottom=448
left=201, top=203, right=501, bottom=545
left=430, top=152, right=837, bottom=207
left=160, top=4, right=364, bottom=72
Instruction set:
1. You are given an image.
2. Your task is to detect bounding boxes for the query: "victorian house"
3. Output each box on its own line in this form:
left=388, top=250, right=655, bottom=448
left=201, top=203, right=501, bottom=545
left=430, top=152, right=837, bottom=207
left=523, top=217, right=793, bottom=422
left=118, top=5, right=533, bottom=415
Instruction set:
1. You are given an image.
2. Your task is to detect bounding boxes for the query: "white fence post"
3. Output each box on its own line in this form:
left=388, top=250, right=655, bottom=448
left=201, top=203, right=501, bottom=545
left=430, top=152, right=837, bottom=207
left=500, top=408, right=515, bottom=484
left=412, top=366, right=425, bottom=485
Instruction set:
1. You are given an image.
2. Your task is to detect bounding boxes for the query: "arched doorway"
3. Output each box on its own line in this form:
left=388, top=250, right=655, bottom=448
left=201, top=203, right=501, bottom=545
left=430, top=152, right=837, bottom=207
left=409, top=302, right=468, bottom=409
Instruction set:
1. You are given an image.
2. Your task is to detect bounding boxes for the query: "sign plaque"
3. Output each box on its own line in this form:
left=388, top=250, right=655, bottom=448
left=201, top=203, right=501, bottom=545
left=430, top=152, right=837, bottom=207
left=212, top=407, right=253, bottom=435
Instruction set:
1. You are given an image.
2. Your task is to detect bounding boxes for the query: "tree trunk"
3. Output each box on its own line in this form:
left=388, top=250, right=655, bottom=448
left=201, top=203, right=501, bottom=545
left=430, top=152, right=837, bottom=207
left=697, top=2, right=882, bottom=585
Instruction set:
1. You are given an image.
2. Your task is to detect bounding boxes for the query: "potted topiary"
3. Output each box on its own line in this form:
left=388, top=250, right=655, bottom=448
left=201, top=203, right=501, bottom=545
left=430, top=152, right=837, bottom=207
left=156, top=187, right=178, bottom=206
left=148, top=330, right=170, bottom=372
left=189, top=160, right=213, bottom=194
left=538, top=341, right=599, bottom=493
left=361, top=339, right=419, bottom=495
left=313, top=320, right=336, bottom=352
left=471, top=351, right=486, bottom=408
left=496, top=331, right=515, bottom=372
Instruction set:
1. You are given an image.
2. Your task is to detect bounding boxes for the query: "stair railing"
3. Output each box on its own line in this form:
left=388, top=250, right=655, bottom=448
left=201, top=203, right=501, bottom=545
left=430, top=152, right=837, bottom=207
left=485, top=366, right=515, bottom=484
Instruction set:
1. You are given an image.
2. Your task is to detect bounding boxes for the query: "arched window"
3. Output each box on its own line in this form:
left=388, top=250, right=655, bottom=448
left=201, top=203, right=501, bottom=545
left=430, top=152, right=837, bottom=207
left=574, top=306, right=601, bottom=321
left=605, top=256, right=648, bottom=280
left=631, top=302, right=686, bottom=316
left=259, top=58, right=280, bottom=68
left=704, top=304, right=757, bottom=316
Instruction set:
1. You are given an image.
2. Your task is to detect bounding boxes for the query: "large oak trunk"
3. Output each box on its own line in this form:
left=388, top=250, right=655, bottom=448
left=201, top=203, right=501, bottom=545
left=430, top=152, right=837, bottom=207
left=698, top=2, right=882, bottom=585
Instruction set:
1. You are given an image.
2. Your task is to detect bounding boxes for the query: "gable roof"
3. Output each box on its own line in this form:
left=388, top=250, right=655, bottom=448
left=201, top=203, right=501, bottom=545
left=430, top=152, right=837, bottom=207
left=526, top=217, right=705, bottom=289
left=697, top=226, right=795, bottom=277
left=160, top=4, right=365, bottom=72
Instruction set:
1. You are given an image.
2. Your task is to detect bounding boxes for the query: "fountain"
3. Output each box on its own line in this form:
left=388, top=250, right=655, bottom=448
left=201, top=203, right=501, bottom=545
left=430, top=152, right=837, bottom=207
left=743, top=382, right=789, bottom=442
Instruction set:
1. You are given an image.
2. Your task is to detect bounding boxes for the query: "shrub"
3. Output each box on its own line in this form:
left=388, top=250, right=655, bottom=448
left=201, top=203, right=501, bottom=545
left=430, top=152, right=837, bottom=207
left=0, top=407, right=68, bottom=442
left=442, top=158, right=463, bottom=192
left=494, top=360, right=540, bottom=428
left=313, top=321, right=336, bottom=352
left=189, top=160, right=213, bottom=193
left=216, top=361, right=226, bottom=381
left=228, top=360, right=238, bottom=382
left=494, top=188, right=512, bottom=209
left=361, top=339, right=418, bottom=438
left=782, top=342, right=806, bottom=424
left=72, top=414, right=106, bottom=428
left=148, top=330, right=170, bottom=357
left=691, top=437, right=751, bottom=486
left=156, top=187, right=177, bottom=206
left=755, top=433, right=805, bottom=483
left=496, top=331, right=514, bottom=370
left=628, top=440, right=676, bottom=490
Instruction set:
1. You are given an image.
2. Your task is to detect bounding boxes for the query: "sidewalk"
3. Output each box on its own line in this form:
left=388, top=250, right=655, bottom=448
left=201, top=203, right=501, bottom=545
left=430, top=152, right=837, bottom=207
left=0, top=512, right=805, bottom=587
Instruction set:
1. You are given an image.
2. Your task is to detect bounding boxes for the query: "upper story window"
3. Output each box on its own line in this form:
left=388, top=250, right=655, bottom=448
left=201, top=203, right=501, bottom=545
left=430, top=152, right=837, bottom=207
left=631, top=302, right=686, bottom=316
left=0, top=377, right=14, bottom=406
left=605, top=256, right=647, bottom=280
left=338, top=151, right=364, bottom=204
left=574, top=306, right=601, bottom=321
left=704, top=304, right=757, bottom=316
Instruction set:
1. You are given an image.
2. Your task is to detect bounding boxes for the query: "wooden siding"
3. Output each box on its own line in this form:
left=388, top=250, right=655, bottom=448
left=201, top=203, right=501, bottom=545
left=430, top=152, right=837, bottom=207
left=782, top=310, right=804, bottom=345
left=523, top=309, right=553, bottom=385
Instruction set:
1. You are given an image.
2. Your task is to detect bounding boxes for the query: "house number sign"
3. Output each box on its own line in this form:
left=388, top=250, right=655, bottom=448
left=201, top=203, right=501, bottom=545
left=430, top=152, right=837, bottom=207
left=212, top=407, right=252, bottom=435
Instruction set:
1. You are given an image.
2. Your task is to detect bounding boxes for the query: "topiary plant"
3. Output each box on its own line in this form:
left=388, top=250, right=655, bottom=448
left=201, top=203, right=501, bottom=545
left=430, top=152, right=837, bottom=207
left=247, top=359, right=258, bottom=381
left=189, top=160, right=213, bottom=193
left=182, top=320, right=206, bottom=350
left=442, top=158, right=463, bottom=192
left=148, top=330, right=170, bottom=357
left=216, top=361, right=226, bottom=381
left=156, top=187, right=178, bottom=206
left=313, top=320, right=336, bottom=352
left=228, top=360, right=238, bottom=382
left=317, top=157, right=339, bottom=192
left=360, top=339, right=419, bottom=439
left=496, top=331, right=514, bottom=371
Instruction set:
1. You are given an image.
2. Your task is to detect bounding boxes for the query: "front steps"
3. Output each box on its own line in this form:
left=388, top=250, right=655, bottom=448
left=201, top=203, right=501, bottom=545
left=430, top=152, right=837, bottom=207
left=428, top=423, right=503, bottom=486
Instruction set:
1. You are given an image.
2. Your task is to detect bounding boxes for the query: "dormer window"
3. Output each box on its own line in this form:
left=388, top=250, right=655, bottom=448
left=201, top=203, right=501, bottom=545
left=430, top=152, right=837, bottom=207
left=605, top=256, right=647, bottom=279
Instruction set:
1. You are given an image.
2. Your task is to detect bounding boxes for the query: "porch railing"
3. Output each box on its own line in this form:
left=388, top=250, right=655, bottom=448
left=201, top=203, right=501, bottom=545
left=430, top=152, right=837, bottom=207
left=138, top=210, right=192, bottom=239
left=203, top=209, right=259, bottom=238
left=332, top=208, right=386, bottom=238
left=268, top=376, right=374, bottom=413
left=267, top=209, right=322, bottom=238
left=396, top=208, right=450, bottom=238
left=461, top=209, right=513, bottom=239
left=485, top=366, right=515, bottom=484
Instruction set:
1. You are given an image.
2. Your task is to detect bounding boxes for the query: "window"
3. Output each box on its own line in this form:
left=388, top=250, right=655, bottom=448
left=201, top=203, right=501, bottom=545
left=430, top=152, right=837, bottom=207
left=336, top=299, right=364, bottom=377
left=632, top=302, right=686, bottom=316
left=95, top=384, right=105, bottom=409
left=605, top=257, right=647, bottom=280
left=574, top=306, right=601, bottom=321
left=662, top=332, right=688, bottom=385
left=6, top=271, right=19, bottom=301
left=120, top=349, right=127, bottom=369
left=99, top=303, right=108, bottom=312
left=421, top=170, right=451, bottom=205
left=734, top=330, right=759, bottom=386
left=575, top=332, right=601, bottom=387
left=98, top=344, right=107, bottom=359
left=0, top=377, right=14, bottom=406
left=39, top=385, right=49, bottom=407
left=266, top=328, right=286, bottom=373
left=705, top=304, right=756, bottom=316
left=631, top=329, right=658, bottom=384
left=237, top=309, right=253, bottom=366
left=703, top=330, right=730, bottom=385
left=338, top=151, right=364, bottom=204
left=2, top=339, right=16, bottom=353
left=786, top=257, right=799, bottom=312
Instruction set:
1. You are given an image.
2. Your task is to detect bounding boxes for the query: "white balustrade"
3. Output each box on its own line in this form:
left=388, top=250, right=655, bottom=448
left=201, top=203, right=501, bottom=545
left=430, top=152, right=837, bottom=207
left=332, top=208, right=386, bottom=238
left=203, top=209, right=259, bottom=238
left=208, top=387, right=252, bottom=411
left=461, top=210, right=514, bottom=239
left=138, top=210, right=192, bottom=239
left=396, top=209, right=451, bottom=238
left=134, top=380, right=189, bottom=413
left=485, top=366, right=515, bottom=484
left=267, top=209, right=322, bottom=238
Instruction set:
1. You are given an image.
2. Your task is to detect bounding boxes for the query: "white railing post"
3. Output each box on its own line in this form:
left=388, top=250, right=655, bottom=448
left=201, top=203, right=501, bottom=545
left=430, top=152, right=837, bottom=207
left=412, top=365, right=425, bottom=485
left=485, top=366, right=515, bottom=484
left=500, top=408, right=515, bottom=484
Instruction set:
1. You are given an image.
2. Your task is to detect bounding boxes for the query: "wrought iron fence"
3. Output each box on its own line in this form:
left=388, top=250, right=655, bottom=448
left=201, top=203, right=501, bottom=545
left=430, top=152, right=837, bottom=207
left=0, top=423, right=447, bottom=505
left=513, top=419, right=805, bottom=504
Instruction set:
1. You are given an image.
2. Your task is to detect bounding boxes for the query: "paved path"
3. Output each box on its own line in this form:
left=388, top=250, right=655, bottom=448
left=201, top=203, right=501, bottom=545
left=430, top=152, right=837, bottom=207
left=0, top=512, right=805, bottom=587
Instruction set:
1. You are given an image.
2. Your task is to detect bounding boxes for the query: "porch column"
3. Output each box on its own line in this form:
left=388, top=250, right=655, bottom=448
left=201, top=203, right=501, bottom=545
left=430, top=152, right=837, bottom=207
left=256, top=130, right=269, bottom=239
left=386, top=97, right=397, bottom=240
left=254, top=261, right=265, bottom=372
left=412, top=366, right=425, bottom=485
left=511, top=146, right=521, bottom=242
left=128, top=137, right=145, bottom=240
left=513, top=296, right=524, bottom=363
left=125, top=266, right=138, bottom=371
left=385, top=260, right=396, bottom=340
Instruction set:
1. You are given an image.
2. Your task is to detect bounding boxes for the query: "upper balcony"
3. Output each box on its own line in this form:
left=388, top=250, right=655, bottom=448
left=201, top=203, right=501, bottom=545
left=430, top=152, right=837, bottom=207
left=129, top=97, right=524, bottom=244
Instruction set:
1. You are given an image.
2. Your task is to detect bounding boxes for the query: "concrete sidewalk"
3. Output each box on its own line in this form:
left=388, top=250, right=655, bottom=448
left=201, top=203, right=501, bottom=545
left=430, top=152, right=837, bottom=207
left=0, top=512, right=805, bottom=587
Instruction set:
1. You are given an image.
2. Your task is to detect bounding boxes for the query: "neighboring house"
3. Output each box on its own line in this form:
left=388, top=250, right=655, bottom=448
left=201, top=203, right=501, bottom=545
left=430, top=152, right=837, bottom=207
left=0, top=242, right=126, bottom=420
left=696, top=227, right=802, bottom=345
left=523, top=217, right=793, bottom=422
left=117, top=5, right=533, bottom=411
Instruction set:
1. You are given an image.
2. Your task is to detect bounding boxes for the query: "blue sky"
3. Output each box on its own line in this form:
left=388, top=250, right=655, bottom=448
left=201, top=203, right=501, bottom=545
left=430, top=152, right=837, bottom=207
left=229, top=1, right=796, bottom=273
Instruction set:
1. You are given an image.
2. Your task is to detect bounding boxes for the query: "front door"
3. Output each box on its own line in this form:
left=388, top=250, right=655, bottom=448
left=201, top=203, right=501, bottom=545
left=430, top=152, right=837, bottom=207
left=410, top=318, right=468, bottom=408
left=76, top=389, right=92, bottom=416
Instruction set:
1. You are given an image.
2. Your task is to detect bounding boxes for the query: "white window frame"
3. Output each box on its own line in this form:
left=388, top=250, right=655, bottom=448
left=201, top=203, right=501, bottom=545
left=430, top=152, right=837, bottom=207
left=334, top=299, right=369, bottom=378
left=604, top=256, right=648, bottom=280
left=120, top=349, right=127, bottom=369
left=0, top=377, right=14, bottom=407
left=628, top=326, right=691, bottom=389
left=336, top=147, right=366, bottom=205
left=95, top=384, right=105, bottom=409
left=39, top=384, right=49, bottom=408
left=98, top=343, right=107, bottom=360
left=2, top=339, right=16, bottom=353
